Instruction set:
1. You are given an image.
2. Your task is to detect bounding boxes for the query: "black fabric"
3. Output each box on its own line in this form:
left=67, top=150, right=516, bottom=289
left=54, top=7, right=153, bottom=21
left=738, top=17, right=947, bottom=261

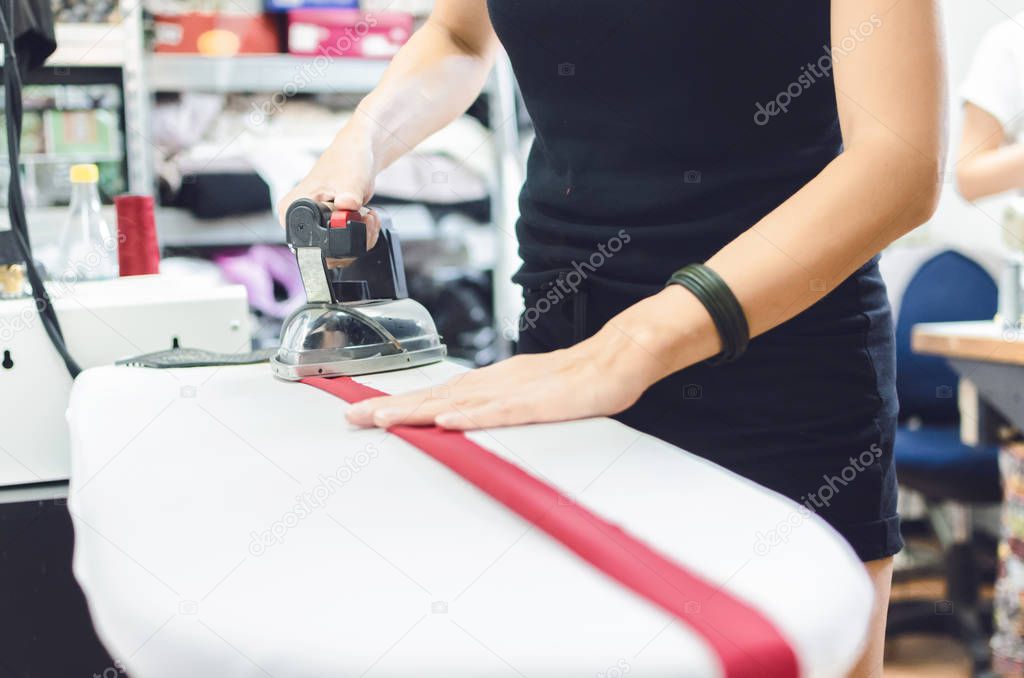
left=173, top=173, right=273, bottom=219
left=494, top=1, right=902, bottom=560
left=488, top=0, right=842, bottom=291
left=9, top=0, right=56, bottom=73
left=0, top=499, right=116, bottom=676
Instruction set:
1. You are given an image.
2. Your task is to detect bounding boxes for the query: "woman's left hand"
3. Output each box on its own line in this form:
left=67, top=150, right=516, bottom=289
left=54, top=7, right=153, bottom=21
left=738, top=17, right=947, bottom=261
left=346, top=345, right=637, bottom=430
left=345, top=287, right=718, bottom=430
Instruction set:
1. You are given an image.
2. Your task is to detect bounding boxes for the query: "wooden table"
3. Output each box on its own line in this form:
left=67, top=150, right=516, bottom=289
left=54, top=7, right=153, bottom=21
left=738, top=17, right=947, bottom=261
left=912, top=321, right=1024, bottom=440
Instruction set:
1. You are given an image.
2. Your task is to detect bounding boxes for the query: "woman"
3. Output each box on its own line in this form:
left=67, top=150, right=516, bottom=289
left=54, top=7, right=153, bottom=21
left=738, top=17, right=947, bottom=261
left=281, top=2, right=946, bottom=675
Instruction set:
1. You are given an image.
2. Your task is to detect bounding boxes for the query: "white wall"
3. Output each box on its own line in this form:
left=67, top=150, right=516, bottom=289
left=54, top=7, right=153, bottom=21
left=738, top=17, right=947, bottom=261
left=921, top=0, right=1024, bottom=253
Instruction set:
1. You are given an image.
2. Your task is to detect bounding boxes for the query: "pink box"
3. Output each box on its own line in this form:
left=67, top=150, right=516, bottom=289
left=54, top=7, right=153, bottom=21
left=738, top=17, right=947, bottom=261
left=287, top=9, right=413, bottom=59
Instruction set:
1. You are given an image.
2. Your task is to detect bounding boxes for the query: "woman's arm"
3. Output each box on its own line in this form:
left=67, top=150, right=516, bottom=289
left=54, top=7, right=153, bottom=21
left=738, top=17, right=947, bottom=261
left=670, top=0, right=946, bottom=357
left=346, top=0, right=947, bottom=430
left=956, top=102, right=1024, bottom=201
left=277, top=0, right=498, bottom=226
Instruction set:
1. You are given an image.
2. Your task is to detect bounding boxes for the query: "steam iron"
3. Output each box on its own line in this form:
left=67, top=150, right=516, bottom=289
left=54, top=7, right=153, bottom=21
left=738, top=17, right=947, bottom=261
left=271, top=199, right=446, bottom=380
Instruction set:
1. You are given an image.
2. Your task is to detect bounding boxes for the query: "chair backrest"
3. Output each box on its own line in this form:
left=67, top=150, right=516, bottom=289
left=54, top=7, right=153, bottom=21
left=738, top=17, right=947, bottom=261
left=895, top=250, right=998, bottom=423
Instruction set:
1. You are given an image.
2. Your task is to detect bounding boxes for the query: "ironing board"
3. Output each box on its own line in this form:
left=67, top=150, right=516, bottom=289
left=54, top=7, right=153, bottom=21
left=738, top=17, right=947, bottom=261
left=67, top=361, right=871, bottom=678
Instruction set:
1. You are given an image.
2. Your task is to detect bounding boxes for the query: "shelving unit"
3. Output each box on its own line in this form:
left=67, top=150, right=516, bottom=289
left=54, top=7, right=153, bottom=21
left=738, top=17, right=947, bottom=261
left=42, top=3, right=153, bottom=196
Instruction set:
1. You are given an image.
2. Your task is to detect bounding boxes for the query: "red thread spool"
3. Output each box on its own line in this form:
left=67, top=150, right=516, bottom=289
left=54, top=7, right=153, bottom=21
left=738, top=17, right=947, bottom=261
left=114, top=195, right=160, bottom=276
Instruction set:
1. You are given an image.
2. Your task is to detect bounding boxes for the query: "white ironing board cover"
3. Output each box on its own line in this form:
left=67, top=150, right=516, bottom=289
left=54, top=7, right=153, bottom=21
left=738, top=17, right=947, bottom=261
left=67, top=362, right=871, bottom=678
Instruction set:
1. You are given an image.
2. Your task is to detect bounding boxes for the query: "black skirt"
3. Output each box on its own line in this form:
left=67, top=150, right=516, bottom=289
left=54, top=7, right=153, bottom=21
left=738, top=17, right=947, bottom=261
left=516, top=258, right=902, bottom=563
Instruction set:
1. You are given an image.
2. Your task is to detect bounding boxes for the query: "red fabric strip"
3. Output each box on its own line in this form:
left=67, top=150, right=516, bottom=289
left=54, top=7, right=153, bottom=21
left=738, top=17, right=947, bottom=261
left=303, top=376, right=801, bottom=678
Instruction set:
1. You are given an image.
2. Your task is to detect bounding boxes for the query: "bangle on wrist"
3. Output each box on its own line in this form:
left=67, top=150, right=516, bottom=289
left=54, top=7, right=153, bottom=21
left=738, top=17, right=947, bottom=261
left=665, top=263, right=749, bottom=364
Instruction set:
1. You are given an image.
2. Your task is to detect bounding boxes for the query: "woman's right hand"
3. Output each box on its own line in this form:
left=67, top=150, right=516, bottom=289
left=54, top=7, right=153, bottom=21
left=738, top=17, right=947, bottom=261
left=276, top=0, right=497, bottom=259
left=277, top=129, right=383, bottom=260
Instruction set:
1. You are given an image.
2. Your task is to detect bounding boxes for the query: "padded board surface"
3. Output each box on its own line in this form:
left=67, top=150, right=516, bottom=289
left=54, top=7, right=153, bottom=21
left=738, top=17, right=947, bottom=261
left=67, top=362, right=871, bottom=678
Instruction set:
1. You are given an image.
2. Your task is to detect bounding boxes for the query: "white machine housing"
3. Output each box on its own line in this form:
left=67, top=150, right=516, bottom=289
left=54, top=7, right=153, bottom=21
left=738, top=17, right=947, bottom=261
left=0, top=274, right=250, bottom=487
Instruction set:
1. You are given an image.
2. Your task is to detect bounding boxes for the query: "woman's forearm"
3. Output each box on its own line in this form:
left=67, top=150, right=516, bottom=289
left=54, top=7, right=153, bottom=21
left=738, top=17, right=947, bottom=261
left=346, top=15, right=498, bottom=173
left=957, top=143, right=1024, bottom=201
left=587, top=0, right=946, bottom=384
left=587, top=144, right=943, bottom=386
left=708, top=143, right=940, bottom=340
left=956, top=101, right=1022, bottom=202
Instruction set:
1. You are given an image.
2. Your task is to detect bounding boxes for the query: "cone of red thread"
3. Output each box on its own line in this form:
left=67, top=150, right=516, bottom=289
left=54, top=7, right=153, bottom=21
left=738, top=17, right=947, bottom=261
left=115, top=194, right=160, bottom=276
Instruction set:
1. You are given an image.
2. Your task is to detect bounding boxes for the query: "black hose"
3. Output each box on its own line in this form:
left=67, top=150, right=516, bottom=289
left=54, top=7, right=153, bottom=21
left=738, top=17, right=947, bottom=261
left=1, top=6, right=81, bottom=377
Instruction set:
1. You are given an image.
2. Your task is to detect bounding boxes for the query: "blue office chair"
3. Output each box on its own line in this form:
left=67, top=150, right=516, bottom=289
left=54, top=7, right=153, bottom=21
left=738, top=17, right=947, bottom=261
left=887, top=250, right=1001, bottom=677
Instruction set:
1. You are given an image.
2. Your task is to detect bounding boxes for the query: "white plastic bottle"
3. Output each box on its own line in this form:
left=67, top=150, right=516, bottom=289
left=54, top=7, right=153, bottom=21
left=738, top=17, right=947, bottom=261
left=56, top=164, right=118, bottom=281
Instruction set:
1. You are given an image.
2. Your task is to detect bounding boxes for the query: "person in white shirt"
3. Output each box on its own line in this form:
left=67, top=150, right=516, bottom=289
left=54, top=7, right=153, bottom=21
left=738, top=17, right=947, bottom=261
left=958, top=15, right=1024, bottom=200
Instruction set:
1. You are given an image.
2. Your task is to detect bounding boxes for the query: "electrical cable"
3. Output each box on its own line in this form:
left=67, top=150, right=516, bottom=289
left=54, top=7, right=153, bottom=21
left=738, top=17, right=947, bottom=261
left=1, top=5, right=81, bottom=377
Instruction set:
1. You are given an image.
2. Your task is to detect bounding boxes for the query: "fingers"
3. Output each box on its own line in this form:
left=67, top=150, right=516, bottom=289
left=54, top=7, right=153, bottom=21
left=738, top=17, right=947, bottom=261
left=435, top=398, right=538, bottom=430
left=346, top=387, right=472, bottom=428
left=340, top=346, right=633, bottom=433
left=347, top=385, right=544, bottom=431
left=277, top=186, right=381, bottom=263
left=329, top=191, right=362, bottom=210
left=362, top=209, right=381, bottom=251
left=277, top=190, right=298, bottom=226
left=344, top=357, right=549, bottom=428
left=324, top=208, right=382, bottom=269
left=275, top=185, right=367, bottom=228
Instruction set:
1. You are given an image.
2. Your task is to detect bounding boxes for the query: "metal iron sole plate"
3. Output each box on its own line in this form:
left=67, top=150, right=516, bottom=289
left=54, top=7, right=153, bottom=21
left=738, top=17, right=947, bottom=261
left=270, top=345, right=447, bottom=381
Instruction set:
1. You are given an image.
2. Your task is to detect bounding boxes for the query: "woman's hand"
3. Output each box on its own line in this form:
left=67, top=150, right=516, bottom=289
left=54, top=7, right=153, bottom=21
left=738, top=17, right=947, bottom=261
left=346, top=286, right=721, bottom=430
left=277, top=126, right=382, bottom=261
left=346, top=344, right=647, bottom=430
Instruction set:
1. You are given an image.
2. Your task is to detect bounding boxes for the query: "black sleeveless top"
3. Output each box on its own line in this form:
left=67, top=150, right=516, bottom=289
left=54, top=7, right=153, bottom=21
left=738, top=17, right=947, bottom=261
left=487, top=1, right=842, bottom=292
left=491, top=2, right=903, bottom=563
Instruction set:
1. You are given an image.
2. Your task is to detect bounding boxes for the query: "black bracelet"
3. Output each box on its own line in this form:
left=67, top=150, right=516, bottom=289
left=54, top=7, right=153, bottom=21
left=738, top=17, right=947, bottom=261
left=665, top=263, right=749, bottom=364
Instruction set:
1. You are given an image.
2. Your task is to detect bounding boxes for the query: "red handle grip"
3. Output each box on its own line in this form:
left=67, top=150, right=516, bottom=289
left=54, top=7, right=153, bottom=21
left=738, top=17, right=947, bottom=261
left=329, top=210, right=352, bottom=229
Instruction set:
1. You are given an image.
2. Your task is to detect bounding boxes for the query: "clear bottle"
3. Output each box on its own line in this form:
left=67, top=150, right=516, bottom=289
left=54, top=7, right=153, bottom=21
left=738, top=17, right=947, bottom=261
left=56, top=164, right=118, bottom=281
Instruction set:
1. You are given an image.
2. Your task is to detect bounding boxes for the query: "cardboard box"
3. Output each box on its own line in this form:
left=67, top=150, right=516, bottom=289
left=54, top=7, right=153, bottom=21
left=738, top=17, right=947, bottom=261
left=266, top=0, right=357, bottom=12
left=287, top=9, right=412, bottom=59
left=153, top=13, right=282, bottom=54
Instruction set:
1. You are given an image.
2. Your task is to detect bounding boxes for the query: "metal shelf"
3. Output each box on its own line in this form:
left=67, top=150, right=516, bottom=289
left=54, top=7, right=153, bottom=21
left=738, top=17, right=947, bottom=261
left=26, top=205, right=470, bottom=250
left=23, top=206, right=283, bottom=252
left=146, top=54, right=392, bottom=94
left=21, top=153, right=122, bottom=164
left=155, top=204, right=444, bottom=249
left=156, top=207, right=285, bottom=248
left=42, top=5, right=153, bottom=197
